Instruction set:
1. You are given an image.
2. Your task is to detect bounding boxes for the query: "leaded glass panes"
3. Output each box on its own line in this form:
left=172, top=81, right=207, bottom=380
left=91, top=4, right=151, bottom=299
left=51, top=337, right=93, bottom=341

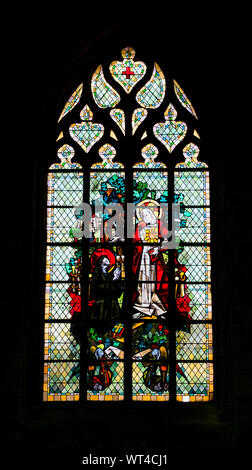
left=176, top=207, right=210, bottom=244
left=174, top=142, right=213, bottom=401
left=69, top=105, right=104, bottom=153
left=45, top=283, right=74, bottom=320
left=183, top=284, right=212, bottom=321
left=43, top=46, right=213, bottom=403
left=174, top=171, right=210, bottom=206
left=136, top=63, right=166, bottom=109
left=87, top=323, right=124, bottom=400
left=153, top=104, right=187, bottom=153
left=176, top=323, right=213, bottom=361
left=177, top=246, right=211, bottom=282
left=91, top=65, right=121, bottom=108
left=132, top=108, right=148, bottom=135
left=109, top=47, right=146, bottom=94
left=43, top=362, right=80, bottom=401
left=43, top=148, right=83, bottom=401
left=44, top=323, right=80, bottom=361
left=110, top=108, right=125, bottom=135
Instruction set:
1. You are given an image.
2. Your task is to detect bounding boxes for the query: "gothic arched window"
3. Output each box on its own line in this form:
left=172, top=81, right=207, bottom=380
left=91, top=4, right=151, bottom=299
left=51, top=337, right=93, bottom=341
left=43, top=47, right=213, bottom=403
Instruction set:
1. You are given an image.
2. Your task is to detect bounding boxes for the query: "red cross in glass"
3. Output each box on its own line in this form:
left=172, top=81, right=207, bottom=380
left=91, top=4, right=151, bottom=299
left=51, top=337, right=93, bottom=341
left=122, top=66, right=134, bottom=79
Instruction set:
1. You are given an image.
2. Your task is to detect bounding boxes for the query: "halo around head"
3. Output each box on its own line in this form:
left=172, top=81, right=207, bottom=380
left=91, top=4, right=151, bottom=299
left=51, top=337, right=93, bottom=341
left=136, top=199, right=161, bottom=222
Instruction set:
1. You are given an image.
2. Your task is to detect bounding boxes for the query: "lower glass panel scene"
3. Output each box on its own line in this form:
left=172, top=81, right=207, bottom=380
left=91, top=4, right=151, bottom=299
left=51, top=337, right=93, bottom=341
left=132, top=321, right=169, bottom=400
left=87, top=323, right=124, bottom=359
left=87, top=323, right=124, bottom=401
left=87, top=362, right=124, bottom=401
left=132, top=361, right=169, bottom=401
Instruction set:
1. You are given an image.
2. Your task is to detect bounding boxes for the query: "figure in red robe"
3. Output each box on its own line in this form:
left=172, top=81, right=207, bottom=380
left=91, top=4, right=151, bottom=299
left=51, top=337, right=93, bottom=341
left=132, top=201, right=191, bottom=329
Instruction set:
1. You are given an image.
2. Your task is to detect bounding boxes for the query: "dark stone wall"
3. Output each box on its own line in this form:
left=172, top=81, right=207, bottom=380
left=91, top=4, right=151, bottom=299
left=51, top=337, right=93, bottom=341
left=4, top=8, right=251, bottom=463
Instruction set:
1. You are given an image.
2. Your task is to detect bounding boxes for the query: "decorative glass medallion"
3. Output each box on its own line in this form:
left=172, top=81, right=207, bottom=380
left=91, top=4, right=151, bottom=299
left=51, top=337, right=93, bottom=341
left=91, top=65, right=120, bottom=108
left=69, top=105, right=104, bottom=153
left=110, top=108, right=125, bottom=135
left=176, top=143, right=207, bottom=168
left=91, top=143, right=124, bottom=169
left=109, top=47, right=146, bottom=94
left=132, top=108, right=148, bottom=135
left=136, top=63, right=166, bottom=109
left=50, top=144, right=82, bottom=169
left=153, top=104, right=187, bottom=153
left=133, top=143, right=166, bottom=168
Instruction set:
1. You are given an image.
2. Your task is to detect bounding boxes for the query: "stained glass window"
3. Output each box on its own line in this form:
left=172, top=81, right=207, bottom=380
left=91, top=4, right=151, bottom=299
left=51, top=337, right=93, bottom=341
left=43, top=47, right=214, bottom=403
left=44, top=145, right=83, bottom=401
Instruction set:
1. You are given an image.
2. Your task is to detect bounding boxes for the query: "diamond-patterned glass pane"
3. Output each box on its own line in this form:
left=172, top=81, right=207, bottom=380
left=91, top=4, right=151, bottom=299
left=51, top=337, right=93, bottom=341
left=47, top=207, right=79, bottom=243
left=43, top=361, right=80, bottom=401
left=176, top=207, right=211, bottom=243
left=176, top=246, right=211, bottom=282
left=45, top=245, right=82, bottom=282
left=45, top=283, right=74, bottom=320
left=47, top=172, right=83, bottom=206
left=183, top=284, right=212, bottom=320
left=176, top=323, right=213, bottom=361
left=133, top=171, right=168, bottom=204
left=174, top=171, right=210, bottom=206
left=176, top=362, right=214, bottom=402
left=135, top=63, right=166, bottom=109
left=44, top=323, right=80, bottom=361
left=91, top=65, right=121, bottom=109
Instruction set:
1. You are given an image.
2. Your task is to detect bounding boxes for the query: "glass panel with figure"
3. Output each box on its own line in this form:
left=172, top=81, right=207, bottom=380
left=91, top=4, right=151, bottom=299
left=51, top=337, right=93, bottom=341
left=43, top=46, right=214, bottom=404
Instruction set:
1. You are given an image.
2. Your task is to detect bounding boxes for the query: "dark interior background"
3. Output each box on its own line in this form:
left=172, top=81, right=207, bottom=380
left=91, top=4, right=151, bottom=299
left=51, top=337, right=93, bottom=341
left=3, top=5, right=251, bottom=462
